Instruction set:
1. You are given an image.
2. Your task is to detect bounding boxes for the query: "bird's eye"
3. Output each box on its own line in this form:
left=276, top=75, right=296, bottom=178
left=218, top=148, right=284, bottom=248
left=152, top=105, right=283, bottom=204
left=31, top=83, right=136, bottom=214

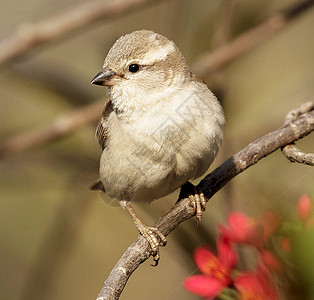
left=128, top=64, right=140, bottom=73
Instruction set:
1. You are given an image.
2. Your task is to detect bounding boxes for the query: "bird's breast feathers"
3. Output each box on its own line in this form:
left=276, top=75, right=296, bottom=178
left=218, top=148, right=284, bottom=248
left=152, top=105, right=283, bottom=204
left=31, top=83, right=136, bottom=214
left=103, top=82, right=224, bottom=183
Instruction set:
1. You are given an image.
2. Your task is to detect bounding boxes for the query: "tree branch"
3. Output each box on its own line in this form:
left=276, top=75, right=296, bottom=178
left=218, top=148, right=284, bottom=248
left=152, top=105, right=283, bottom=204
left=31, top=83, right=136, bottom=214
left=281, top=101, right=314, bottom=166
left=0, top=0, right=166, bottom=68
left=0, top=100, right=105, bottom=158
left=192, top=0, right=314, bottom=77
left=96, top=102, right=314, bottom=300
left=282, top=144, right=314, bottom=166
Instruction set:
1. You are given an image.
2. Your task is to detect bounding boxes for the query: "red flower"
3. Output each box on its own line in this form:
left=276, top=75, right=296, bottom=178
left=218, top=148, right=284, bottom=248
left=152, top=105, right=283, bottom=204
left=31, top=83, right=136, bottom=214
left=259, top=250, right=283, bottom=273
left=297, top=194, right=312, bottom=223
left=219, top=211, right=281, bottom=248
left=235, top=265, right=280, bottom=300
left=279, top=237, right=291, bottom=253
left=258, top=211, right=282, bottom=242
left=184, top=237, right=237, bottom=298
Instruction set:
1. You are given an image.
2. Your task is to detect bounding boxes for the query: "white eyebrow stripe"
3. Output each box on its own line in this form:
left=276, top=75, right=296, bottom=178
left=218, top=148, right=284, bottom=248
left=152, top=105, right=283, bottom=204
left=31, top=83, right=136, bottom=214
left=141, top=43, right=176, bottom=64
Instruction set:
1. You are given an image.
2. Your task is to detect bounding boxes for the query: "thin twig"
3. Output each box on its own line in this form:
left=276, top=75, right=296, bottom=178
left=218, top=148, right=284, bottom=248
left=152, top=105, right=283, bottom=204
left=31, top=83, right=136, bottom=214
left=281, top=100, right=314, bottom=166
left=212, top=0, right=236, bottom=49
left=191, top=0, right=314, bottom=77
left=284, top=100, right=314, bottom=123
left=96, top=103, right=314, bottom=300
left=0, top=0, right=166, bottom=67
left=282, top=144, right=314, bottom=166
left=0, top=100, right=105, bottom=158
left=1, top=1, right=312, bottom=159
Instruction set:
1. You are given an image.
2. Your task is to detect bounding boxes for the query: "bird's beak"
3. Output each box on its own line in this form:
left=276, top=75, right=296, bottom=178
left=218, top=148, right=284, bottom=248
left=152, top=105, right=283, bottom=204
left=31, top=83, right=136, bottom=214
left=91, top=66, right=120, bottom=86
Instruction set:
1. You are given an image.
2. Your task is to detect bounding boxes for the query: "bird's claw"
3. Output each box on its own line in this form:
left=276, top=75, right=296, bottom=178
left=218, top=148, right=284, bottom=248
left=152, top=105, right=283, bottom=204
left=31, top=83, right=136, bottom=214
left=188, top=187, right=206, bottom=224
left=137, top=222, right=167, bottom=266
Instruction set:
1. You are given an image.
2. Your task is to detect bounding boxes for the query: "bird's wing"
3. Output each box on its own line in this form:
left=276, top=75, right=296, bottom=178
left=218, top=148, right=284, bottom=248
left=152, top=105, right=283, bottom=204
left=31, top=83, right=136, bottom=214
left=95, top=97, right=113, bottom=150
left=90, top=97, right=113, bottom=193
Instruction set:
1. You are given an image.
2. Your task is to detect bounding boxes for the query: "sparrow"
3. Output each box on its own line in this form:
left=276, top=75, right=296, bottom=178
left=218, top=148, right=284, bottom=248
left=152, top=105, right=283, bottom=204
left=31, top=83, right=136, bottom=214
left=90, top=30, right=224, bottom=265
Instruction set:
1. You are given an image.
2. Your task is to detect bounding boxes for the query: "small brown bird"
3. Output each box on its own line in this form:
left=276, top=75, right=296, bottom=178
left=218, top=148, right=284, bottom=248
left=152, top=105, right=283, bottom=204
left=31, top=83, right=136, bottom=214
left=90, top=30, right=224, bottom=264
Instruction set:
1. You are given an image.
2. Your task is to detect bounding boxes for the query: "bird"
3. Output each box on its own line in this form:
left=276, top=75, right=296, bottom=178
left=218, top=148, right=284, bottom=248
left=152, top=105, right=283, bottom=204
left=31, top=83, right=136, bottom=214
left=90, top=30, right=224, bottom=265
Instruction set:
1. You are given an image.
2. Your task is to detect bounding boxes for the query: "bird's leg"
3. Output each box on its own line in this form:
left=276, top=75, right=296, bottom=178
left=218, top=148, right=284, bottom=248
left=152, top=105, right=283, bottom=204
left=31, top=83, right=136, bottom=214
left=122, top=201, right=167, bottom=266
left=179, top=182, right=206, bottom=224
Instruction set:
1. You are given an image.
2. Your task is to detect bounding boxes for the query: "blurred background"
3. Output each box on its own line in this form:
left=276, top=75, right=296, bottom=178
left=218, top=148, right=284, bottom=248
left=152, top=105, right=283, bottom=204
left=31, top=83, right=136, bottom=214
left=0, top=0, right=313, bottom=299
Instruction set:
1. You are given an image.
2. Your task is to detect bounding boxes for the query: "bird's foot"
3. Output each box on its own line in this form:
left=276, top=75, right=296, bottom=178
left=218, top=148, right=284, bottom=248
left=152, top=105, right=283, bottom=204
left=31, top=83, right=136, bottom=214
left=180, top=182, right=206, bottom=224
left=123, top=202, right=167, bottom=266
left=135, top=219, right=167, bottom=266
left=188, top=188, right=206, bottom=224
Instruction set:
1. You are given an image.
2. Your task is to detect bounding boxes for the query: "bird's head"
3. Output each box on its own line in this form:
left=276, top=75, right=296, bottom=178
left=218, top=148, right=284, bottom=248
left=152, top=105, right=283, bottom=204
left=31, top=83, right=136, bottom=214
left=91, top=30, right=190, bottom=96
